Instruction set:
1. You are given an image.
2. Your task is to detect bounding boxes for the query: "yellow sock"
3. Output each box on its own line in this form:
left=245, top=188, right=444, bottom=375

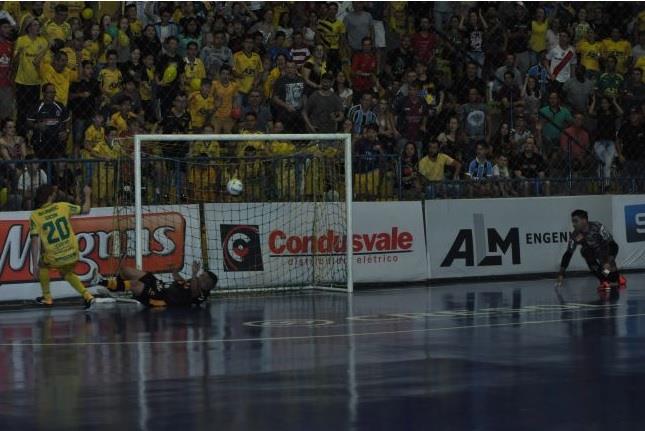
left=106, top=278, right=131, bottom=291
left=38, top=267, right=52, bottom=301
left=63, top=272, right=93, bottom=301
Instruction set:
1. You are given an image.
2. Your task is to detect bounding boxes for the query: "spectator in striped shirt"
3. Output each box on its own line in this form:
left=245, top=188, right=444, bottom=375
left=290, top=32, right=310, bottom=69
left=347, top=93, right=377, bottom=135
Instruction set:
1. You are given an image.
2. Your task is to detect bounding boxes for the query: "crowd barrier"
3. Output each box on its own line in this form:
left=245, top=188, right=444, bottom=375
left=0, top=196, right=643, bottom=301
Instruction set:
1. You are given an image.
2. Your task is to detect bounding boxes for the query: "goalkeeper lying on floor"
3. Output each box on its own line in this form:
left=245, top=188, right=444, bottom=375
left=90, top=261, right=217, bottom=307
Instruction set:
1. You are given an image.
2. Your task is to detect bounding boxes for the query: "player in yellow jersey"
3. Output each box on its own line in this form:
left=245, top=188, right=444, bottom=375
left=30, top=184, right=94, bottom=308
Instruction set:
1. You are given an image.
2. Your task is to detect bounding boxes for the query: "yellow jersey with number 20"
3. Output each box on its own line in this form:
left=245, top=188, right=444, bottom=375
left=30, top=202, right=81, bottom=267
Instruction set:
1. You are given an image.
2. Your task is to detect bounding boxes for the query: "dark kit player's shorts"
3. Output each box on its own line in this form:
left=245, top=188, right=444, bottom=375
left=581, top=241, right=619, bottom=262
left=134, top=273, right=195, bottom=307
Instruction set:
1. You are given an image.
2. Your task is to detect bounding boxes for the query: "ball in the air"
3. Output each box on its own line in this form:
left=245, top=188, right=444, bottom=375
left=227, top=179, right=244, bottom=196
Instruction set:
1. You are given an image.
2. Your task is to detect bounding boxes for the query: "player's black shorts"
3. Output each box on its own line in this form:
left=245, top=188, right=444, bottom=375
left=134, top=273, right=163, bottom=306
left=581, top=241, right=619, bottom=261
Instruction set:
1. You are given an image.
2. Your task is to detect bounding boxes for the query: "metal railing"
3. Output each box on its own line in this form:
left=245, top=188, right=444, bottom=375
left=1, top=156, right=644, bottom=211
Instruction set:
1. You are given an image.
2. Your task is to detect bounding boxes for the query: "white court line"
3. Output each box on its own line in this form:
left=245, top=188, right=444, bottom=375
left=0, top=311, right=641, bottom=348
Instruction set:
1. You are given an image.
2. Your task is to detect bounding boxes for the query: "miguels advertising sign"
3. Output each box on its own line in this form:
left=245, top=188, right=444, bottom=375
left=0, top=206, right=201, bottom=286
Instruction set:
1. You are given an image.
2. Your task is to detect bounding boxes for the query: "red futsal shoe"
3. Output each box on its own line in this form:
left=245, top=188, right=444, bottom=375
left=619, top=275, right=627, bottom=288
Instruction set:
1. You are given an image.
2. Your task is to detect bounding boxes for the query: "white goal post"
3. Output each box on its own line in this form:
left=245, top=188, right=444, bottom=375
left=132, top=133, right=354, bottom=293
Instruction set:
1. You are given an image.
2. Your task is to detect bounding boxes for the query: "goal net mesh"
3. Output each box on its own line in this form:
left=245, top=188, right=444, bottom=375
left=111, top=135, right=350, bottom=292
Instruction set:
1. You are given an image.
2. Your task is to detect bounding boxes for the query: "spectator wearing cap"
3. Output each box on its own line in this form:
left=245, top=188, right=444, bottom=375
left=0, top=18, right=13, bottom=121
left=303, top=72, right=344, bottom=133
left=14, top=18, right=48, bottom=136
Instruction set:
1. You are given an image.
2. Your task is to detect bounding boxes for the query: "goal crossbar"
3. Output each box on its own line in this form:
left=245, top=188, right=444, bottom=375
left=133, top=133, right=354, bottom=293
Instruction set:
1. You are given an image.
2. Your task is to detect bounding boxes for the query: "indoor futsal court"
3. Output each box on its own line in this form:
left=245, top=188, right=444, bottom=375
left=1, top=274, right=644, bottom=431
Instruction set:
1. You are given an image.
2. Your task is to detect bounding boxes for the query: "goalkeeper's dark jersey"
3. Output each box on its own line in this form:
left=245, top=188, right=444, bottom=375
left=560, top=221, right=616, bottom=269
left=138, top=273, right=208, bottom=307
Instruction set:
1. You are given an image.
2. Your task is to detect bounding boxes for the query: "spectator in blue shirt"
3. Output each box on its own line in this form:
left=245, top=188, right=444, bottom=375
left=466, top=143, right=495, bottom=196
left=527, top=50, right=551, bottom=98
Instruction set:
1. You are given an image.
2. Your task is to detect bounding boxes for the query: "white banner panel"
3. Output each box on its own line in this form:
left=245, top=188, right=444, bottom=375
left=204, top=202, right=427, bottom=288
left=425, top=196, right=612, bottom=279
left=611, top=195, right=645, bottom=269
left=0, top=206, right=201, bottom=301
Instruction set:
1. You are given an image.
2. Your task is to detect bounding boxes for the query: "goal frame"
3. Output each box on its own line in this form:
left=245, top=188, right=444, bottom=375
left=132, top=133, right=354, bottom=293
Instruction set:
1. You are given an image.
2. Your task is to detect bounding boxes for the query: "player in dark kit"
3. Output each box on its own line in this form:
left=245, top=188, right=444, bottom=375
left=90, top=261, right=217, bottom=307
left=556, top=209, right=626, bottom=289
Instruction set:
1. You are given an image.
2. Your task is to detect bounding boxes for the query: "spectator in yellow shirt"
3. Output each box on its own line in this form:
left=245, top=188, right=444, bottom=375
left=13, top=18, right=48, bottom=135
left=576, top=27, right=602, bottom=79
left=36, top=49, right=79, bottom=106
left=109, top=96, right=138, bottom=135
left=98, top=50, right=123, bottom=98
left=233, top=36, right=263, bottom=96
left=211, top=65, right=240, bottom=133
left=418, top=140, right=461, bottom=198
left=183, top=41, right=207, bottom=95
left=602, top=28, right=632, bottom=75
left=188, top=80, right=216, bottom=130
left=43, top=4, right=71, bottom=42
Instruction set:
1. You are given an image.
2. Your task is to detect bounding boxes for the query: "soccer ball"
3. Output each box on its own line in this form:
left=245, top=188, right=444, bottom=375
left=227, top=179, right=244, bottom=196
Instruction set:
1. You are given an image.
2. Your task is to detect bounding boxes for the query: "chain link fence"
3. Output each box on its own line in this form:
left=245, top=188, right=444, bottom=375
left=0, top=2, right=644, bottom=211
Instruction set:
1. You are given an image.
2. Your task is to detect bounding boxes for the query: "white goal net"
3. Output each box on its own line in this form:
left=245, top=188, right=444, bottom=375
left=111, top=133, right=353, bottom=293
